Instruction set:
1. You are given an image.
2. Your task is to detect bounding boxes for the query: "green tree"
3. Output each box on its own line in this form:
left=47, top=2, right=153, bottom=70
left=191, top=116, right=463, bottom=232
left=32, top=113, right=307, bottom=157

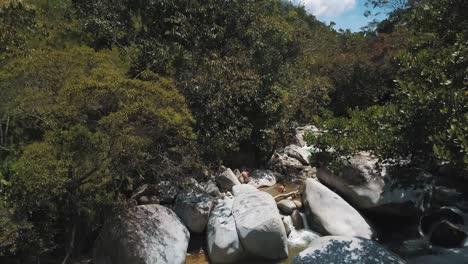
left=0, top=47, right=194, bottom=258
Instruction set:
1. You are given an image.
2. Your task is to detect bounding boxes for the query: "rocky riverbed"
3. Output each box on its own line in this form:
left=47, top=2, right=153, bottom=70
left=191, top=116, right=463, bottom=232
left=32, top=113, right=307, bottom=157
left=92, top=126, right=468, bottom=264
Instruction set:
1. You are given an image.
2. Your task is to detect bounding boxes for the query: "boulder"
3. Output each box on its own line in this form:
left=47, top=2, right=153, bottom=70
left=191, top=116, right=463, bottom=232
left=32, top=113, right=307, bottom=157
left=317, top=152, right=433, bottom=216
left=302, top=178, right=374, bottom=239
left=420, top=207, right=465, bottom=236
left=174, top=189, right=214, bottom=233
left=232, top=191, right=288, bottom=259
left=205, top=180, right=222, bottom=197
left=138, top=196, right=159, bottom=205
left=232, top=184, right=258, bottom=196
left=93, top=205, right=189, bottom=264
left=247, top=170, right=277, bottom=188
left=277, top=199, right=297, bottom=215
left=293, top=236, right=405, bottom=264
left=268, top=152, right=316, bottom=182
left=131, top=182, right=178, bottom=205
left=156, top=181, right=179, bottom=204
left=216, top=168, right=241, bottom=191
left=207, top=198, right=245, bottom=263
left=291, top=210, right=304, bottom=230
left=429, top=220, right=467, bottom=248
left=285, top=145, right=311, bottom=166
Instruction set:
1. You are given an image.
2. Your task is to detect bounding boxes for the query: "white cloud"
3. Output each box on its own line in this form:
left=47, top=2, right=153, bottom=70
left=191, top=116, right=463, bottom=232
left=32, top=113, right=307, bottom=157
left=296, top=0, right=357, bottom=17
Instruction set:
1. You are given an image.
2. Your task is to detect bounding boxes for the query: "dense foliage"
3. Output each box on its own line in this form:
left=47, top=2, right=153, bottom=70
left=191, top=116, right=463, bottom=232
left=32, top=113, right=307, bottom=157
left=310, top=0, right=467, bottom=177
left=0, top=0, right=466, bottom=261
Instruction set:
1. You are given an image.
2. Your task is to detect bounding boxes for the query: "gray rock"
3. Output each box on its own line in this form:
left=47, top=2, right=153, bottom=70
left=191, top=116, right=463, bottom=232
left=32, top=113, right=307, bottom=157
left=182, top=178, right=205, bottom=191
left=174, top=189, right=214, bottom=233
left=293, top=199, right=303, bottom=209
left=216, top=168, right=241, bottom=191
left=293, top=236, right=405, bottom=264
left=283, top=217, right=291, bottom=236
left=93, top=205, right=189, bottom=264
left=302, top=178, right=374, bottom=239
left=317, top=152, right=433, bottom=216
left=131, top=182, right=178, bottom=205
left=138, top=195, right=159, bottom=205
left=268, top=152, right=316, bottom=182
left=429, top=220, right=467, bottom=248
left=232, top=184, right=258, bottom=196
left=247, top=170, right=277, bottom=188
left=207, top=198, right=245, bottom=263
left=420, top=207, right=465, bottom=236
left=285, top=145, right=311, bottom=165
left=277, top=199, right=297, bottom=215
left=291, top=210, right=304, bottom=230
left=232, top=191, right=288, bottom=259
left=205, top=180, right=222, bottom=197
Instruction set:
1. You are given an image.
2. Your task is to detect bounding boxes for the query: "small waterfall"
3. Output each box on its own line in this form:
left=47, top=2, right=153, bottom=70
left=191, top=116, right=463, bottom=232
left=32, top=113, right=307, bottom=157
left=283, top=212, right=320, bottom=248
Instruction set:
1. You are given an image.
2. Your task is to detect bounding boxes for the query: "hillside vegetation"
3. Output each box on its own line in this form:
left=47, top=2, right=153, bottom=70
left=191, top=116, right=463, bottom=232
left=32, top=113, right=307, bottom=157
left=0, top=0, right=466, bottom=260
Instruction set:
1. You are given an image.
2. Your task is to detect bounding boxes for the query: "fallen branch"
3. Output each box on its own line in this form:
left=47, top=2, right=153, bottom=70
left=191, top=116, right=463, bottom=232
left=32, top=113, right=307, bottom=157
left=274, top=191, right=299, bottom=201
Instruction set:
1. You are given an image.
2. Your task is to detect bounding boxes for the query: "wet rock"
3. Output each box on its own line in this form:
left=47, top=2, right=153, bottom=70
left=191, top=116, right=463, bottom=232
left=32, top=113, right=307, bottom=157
left=93, top=205, right=189, bottom=264
left=207, top=197, right=245, bottom=263
left=293, top=236, right=405, bottom=264
left=293, top=199, right=303, bottom=209
left=291, top=210, right=304, bottom=230
left=232, top=191, right=288, bottom=259
left=174, top=189, right=214, bottom=233
left=283, top=217, right=292, bottom=236
left=408, top=247, right=468, bottom=264
left=285, top=145, right=311, bottom=166
left=277, top=199, right=297, bottom=215
left=429, top=220, right=467, bottom=248
left=232, top=184, right=258, bottom=196
left=420, top=207, right=465, bottom=236
left=247, top=170, right=277, bottom=188
left=302, top=178, right=374, bottom=239
left=216, top=168, right=241, bottom=191
left=317, top=152, right=433, bottom=216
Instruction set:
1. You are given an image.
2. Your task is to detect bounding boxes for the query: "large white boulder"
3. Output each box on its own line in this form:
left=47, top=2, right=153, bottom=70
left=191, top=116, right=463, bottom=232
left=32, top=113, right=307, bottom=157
left=232, top=184, right=258, bottom=196
left=317, top=152, right=433, bottom=216
left=93, top=205, right=189, bottom=264
left=293, top=236, right=405, bottom=264
left=216, top=168, right=241, bottom=191
left=207, top=198, right=245, bottom=263
left=302, top=178, right=374, bottom=239
left=174, top=189, right=214, bottom=233
left=232, top=191, right=288, bottom=259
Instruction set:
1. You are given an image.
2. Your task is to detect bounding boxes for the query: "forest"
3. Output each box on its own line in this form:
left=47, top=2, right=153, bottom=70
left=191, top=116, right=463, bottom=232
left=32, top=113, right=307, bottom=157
left=0, top=0, right=466, bottom=263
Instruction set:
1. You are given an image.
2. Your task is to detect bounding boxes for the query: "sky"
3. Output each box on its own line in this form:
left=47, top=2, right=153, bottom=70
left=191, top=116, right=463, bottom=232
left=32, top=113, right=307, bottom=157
left=294, top=0, right=388, bottom=32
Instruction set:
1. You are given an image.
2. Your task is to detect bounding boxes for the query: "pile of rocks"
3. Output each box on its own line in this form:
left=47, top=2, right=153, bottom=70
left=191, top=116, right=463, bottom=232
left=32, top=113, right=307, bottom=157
left=92, top=125, right=468, bottom=264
